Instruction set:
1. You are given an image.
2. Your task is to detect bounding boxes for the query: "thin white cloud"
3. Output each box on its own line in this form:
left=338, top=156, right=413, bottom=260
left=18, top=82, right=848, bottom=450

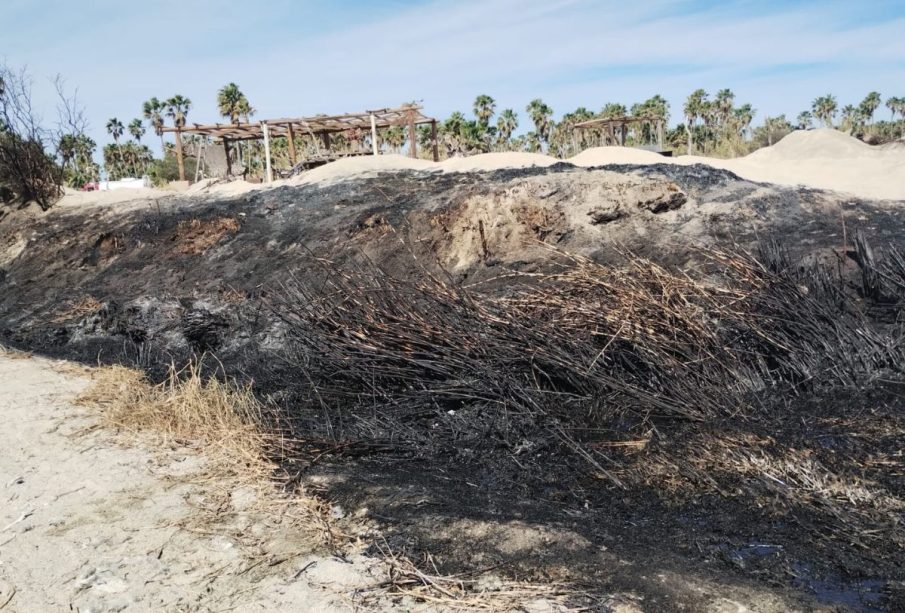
left=2, top=0, right=902, bottom=155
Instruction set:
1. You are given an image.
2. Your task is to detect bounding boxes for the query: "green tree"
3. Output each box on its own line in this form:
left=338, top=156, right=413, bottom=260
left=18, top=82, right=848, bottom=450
left=859, top=92, right=881, bottom=124
left=811, top=94, right=837, bottom=127
left=217, top=83, right=253, bottom=124
left=683, top=89, right=708, bottom=154
left=885, top=96, right=903, bottom=121
left=106, top=117, right=125, bottom=174
left=600, top=102, right=627, bottom=118
left=840, top=104, right=860, bottom=134
left=142, top=97, right=166, bottom=153
left=796, top=111, right=814, bottom=130
left=128, top=118, right=145, bottom=143
left=525, top=99, right=553, bottom=148
left=495, top=109, right=518, bottom=150
left=714, top=89, right=735, bottom=126
left=165, top=95, right=191, bottom=128
left=473, top=94, right=496, bottom=128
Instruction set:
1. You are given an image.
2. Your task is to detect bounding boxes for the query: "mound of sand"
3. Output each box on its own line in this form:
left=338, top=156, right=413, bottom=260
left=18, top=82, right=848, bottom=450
left=292, top=154, right=438, bottom=186
left=440, top=152, right=560, bottom=173
left=572, top=131, right=905, bottom=201
left=746, top=128, right=874, bottom=161
left=721, top=129, right=905, bottom=200
left=56, top=187, right=170, bottom=209
left=570, top=146, right=667, bottom=167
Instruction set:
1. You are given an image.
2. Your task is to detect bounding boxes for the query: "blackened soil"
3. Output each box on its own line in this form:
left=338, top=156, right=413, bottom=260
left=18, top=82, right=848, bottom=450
left=2, top=165, right=905, bottom=610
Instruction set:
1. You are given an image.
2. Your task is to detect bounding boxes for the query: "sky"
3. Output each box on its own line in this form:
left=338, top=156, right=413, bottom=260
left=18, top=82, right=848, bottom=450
left=3, top=0, right=905, bottom=155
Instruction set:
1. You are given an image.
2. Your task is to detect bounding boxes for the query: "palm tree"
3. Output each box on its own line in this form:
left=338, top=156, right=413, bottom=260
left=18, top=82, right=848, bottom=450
left=57, top=133, right=78, bottom=172
left=713, top=89, right=734, bottom=123
left=128, top=118, right=145, bottom=143
left=601, top=103, right=627, bottom=119
left=217, top=83, right=252, bottom=124
left=796, top=111, right=813, bottom=130
left=142, top=97, right=166, bottom=154
left=733, top=103, right=754, bottom=139
left=811, top=94, right=837, bottom=127
left=886, top=96, right=903, bottom=121
left=473, top=94, right=496, bottom=128
left=165, top=95, right=192, bottom=181
left=495, top=109, right=518, bottom=150
left=840, top=104, right=860, bottom=134
left=106, top=117, right=125, bottom=175
left=165, top=95, right=191, bottom=128
left=525, top=99, right=553, bottom=147
left=859, top=92, right=882, bottom=124
left=683, top=89, right=708, bottom=154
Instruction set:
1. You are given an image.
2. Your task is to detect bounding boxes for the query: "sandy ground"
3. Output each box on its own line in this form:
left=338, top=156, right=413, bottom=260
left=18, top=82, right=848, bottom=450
left=0, top=351, right=403, bottom=612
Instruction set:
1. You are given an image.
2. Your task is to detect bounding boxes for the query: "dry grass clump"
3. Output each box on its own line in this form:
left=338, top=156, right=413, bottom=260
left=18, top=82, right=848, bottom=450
left=173, top=217, right=241, bottom=255
left=0, top=343, right=32, bottom=359
left=50, top=296, right=103, bottom=323
left=77, top=361, right=278, bottom=481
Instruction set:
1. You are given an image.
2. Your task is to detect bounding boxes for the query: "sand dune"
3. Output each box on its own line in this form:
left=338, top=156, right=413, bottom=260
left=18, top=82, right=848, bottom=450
left=573, top=129, right=905, bottom=200
left=54, top=130, right=903, bottom=205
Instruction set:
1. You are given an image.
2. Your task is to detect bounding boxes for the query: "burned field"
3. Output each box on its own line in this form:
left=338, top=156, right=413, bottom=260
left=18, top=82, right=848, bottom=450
left=3, top=164, right=905, bottom=610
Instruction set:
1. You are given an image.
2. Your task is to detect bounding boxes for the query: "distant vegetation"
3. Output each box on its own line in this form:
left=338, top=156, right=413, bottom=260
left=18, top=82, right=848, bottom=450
left=3, top=56, right=905, bottom=209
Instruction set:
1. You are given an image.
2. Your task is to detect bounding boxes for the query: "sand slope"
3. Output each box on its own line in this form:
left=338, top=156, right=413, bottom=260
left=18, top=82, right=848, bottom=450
left=0, top=352, right=403, bottom=612
left=573, top=130, right=905, bottom=200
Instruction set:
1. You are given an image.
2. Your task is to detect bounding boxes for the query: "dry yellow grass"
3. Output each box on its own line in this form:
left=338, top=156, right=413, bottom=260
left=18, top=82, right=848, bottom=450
left=75, top=360, right=347, bottom=553
left=173, top=217, right=241, bottom=255
left=0, top=343, right=32, bottom=359
left=77, top=362, right=278, bottom=481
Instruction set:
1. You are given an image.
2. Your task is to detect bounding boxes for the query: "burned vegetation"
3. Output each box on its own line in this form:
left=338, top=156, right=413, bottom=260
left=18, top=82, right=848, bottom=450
left=2, top=164, right=905, bottom=610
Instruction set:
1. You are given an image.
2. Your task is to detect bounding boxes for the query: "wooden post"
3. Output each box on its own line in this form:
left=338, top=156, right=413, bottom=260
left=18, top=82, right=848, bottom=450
left=223, top=138, right=232, bottom=177
left=174, top=128, right=186, bottom=181
left=430, top=120, right=439, bottom=162
left=408, top=111, right=417, bottom=159
left=286, top=124, right=297, bottom=166
left=321, top=131, right=332, bottom=151
left=657, top=120, right=665, bottom=151
left=262, top=121, right=273, bottom=183
left=370, top=114, right=378, bottom=156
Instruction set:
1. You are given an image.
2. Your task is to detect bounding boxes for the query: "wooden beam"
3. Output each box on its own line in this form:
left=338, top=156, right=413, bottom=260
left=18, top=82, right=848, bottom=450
left=174, top=129, right=186, bottom=182
left=286, top=124, right=297, bottom=165
left=431, top=120, right=439, bottom=162
left=370, top=114, right=378, bottom=156
left=223, top=137, right=232, bottom=177
left=262, top=122, right=273, bottom=183
left=408, top=110, right=417, bottom=158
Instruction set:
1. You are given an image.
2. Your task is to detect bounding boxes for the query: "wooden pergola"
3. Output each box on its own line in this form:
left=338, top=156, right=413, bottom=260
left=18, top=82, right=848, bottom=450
left=162, top=104, right=438, bottom=182
left=573, top=115, right=666, bottom=151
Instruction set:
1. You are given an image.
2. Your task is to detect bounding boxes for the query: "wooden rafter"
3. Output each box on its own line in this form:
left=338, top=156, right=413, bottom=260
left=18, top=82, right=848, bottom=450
left=162, top=104, right=435, bottom=142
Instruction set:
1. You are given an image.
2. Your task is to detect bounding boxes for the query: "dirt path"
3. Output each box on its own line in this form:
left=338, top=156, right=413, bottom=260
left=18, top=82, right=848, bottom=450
left=0, top=353, right=388, bottom=612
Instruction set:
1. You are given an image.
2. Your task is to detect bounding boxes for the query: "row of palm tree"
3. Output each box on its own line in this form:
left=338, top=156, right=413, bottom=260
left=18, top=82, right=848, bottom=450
left=103, top=85, right=904, bottom=183
left=683, top=89, right=755, bottom=155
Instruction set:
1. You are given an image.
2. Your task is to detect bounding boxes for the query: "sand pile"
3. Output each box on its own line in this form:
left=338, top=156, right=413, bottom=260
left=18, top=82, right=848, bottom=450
left=722, top=129, right=905, bottom=200
left=292, top=154, right=437, bottom=186
left=570, top=146, right=666, bottom=166
left=56, top=186, right=170, bottom=210
left=566, top=130, right=905, bottom=201
left=440, top=152, right=559, bottom=172
left=746, top=128, right=875, bottom=161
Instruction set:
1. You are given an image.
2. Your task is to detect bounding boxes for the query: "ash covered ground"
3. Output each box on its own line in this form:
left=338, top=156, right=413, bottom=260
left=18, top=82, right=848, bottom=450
left=3, top=163, right=905, bottom=611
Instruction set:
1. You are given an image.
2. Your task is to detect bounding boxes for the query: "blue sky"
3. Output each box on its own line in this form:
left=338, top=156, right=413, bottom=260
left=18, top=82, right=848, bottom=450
left=3, top=0, right=904, bottom=154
